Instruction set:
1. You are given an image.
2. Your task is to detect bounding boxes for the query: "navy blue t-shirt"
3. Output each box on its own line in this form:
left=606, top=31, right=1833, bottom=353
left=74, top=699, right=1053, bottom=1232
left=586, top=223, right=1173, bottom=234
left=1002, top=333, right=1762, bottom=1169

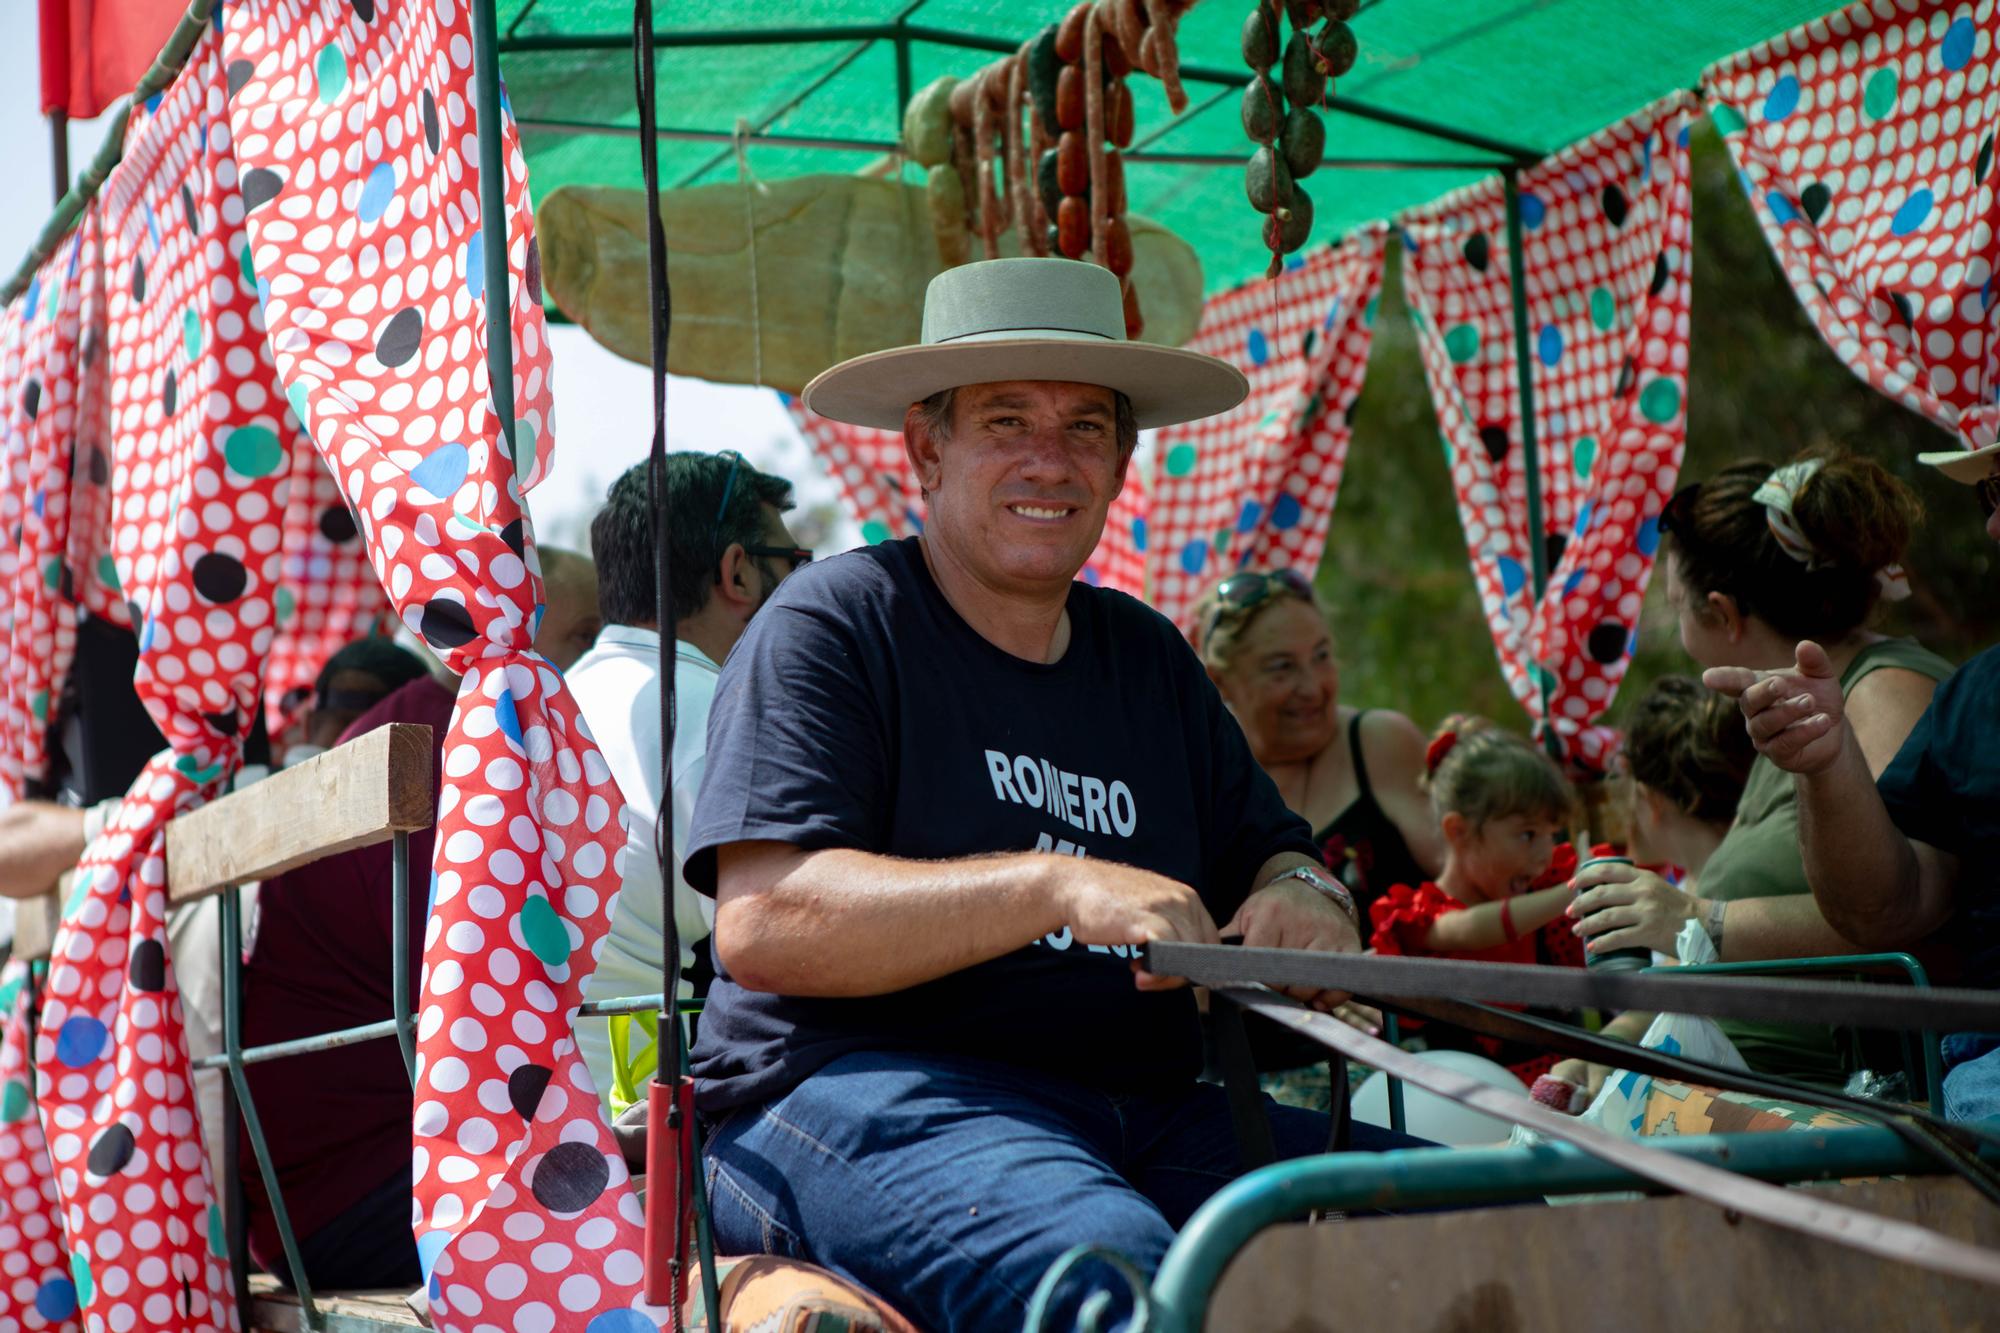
left=1878, top=642, right=2000, bottom=989
left=683, top=538, right=1317, bottom=1111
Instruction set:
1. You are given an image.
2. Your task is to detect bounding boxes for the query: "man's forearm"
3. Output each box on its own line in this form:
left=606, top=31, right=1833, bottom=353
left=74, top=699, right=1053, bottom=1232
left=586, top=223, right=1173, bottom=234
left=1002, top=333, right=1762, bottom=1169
left=0, top=802, right=87, bottom=899
left=1706, top=893, right=1865, bottom=962
left=1797, top=730, right=1927, bottom=946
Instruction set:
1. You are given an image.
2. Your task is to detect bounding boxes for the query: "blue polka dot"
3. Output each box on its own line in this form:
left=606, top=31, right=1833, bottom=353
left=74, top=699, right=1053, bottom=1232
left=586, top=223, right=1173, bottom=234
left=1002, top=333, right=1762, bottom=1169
left=32, top=490, right=45, bottom=519
left=1890, top=189, right=1933, bottom=237
left=586, top=1313, right=658, bottom=1333
left=1766, top=191, right=1797, bottom=224
left=139, top=616, right=157, bottom=653
left=409, top=442, right=470, bottom=499
left=494, top=688, right=523, bottom=748
left=1496, top=556, right=1526, bottom=598
left=1397, top=226, right=1421, bottom=254
left=1283, top=254, right=1306, bottom=272
left=1942, top=16, right=1975, bottom=71
left=1563, top=568, right=1586, bottom=597
left=904, top=507, right=925, bottom=534
left=1677, top=124, right=1691, bottom=148
left=426, top=872, right=440, bottom=913
left=1763, top=74, right=1800, bottom=121
left=1537, top=323, right=1563, bottom=367
left=1131, top=516, right=1147, bottom=552
left=1270, top=492, right=1302, bottom=531
left=1573, top=502, right=1593, bottom=536
left=24, top=278, right=39, bottom=315
left=1080, top=564, right=1101, bottom=586
left=1519, top=193, right=1546, bottom=230
left=1178, top=539, right=1209, bottom=576
left=464, top=232, right=485, bottom=302
left=1636, top=514, right=1661, bottom=557
left=416, top=1230, right=451, bottom=1281
left=358, top=163, right=396, bottom=223
left=1246, top=329, right=1269, bottom=366
left=1235, top=499, right=1263, bottom=533
left=144, top=203, right=161, bottom=250
left=35, top=1278, right=77, bottom=1321
left=55, top=1016, right=108, bottom=1069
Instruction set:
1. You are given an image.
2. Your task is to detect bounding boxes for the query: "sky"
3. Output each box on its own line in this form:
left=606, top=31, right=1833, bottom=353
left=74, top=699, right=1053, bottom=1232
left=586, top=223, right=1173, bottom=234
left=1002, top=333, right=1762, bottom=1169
left=0, top=8, right=864, bottom=559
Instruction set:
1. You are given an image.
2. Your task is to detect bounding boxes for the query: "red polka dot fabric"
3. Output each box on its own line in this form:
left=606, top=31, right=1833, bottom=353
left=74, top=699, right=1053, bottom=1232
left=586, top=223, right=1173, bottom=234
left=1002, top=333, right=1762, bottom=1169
left=220, top=2, right=657, bottom=1328
left=1706, top=0, right=1998, bottom=457
left=0, top=962, right=76, bottom=1333
left=1149, top=234, right=1386, bottom=630
left=1402, top=95, right=1697, bottom=773
left=782, top=393, right=1152, bottom=595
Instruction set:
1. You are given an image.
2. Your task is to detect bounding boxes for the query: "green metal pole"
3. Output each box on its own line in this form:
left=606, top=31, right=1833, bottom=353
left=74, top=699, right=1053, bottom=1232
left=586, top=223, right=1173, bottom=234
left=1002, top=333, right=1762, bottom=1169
left=471, top=0, right=517, bottom=457
left=390, top=830, right=416, bottom=1082
left=1502, top=167, right=1557, bottom=754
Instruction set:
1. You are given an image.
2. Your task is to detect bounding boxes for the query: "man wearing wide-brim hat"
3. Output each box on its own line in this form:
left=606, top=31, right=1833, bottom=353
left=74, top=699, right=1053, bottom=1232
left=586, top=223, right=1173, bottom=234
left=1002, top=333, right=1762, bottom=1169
left=679, top=258, right=1422, bottom=1328
left=1710, top=435, right=2000, bottom=1125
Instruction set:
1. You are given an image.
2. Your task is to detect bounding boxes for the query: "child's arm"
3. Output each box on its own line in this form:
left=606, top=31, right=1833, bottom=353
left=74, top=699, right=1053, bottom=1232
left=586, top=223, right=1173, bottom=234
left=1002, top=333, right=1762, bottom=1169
left=1424, top=882, right=1574, bottom=954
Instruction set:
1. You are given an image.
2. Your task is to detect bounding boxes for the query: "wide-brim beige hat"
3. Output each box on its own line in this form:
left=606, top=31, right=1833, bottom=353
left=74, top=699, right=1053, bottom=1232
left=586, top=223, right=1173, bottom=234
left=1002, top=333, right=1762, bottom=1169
left=802, top=257, right=1248, bottom=431
left=1918, top=440, right=2000, bottom=484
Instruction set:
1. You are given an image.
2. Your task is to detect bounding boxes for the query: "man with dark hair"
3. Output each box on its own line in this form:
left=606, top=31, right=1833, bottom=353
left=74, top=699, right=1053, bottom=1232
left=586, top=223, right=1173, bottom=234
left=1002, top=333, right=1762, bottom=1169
left=569, top=452, right=806, bottom=1105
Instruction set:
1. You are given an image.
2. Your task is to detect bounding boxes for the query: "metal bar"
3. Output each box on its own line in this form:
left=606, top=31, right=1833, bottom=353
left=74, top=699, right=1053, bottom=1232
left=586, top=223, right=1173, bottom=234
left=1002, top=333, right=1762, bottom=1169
left=1129, top=151, right=1509, bottom=170
left=1143, top=941, right=2000, bottom=1033
left=503, top=0, right=542, bottom=39
left=500, top=23, right=906, bottom=52
left=49, top=113, right=69, bottom=204
left=517, top=117, right=892, bottom=153
left=1383, top=1012, right=1406, bottom=1135
left=679, top=1008, right=724, bottom=1326
left=472, top=0, right=517, bottom=456
left=222, top=887, right=322, bottom=1330
left=1502, top=166, right=1557, bottom=752
left=219, top=885, right=251, bottom=1318
left=390, top=830, right=415, bottom=1083
left=1148, top=1127, right=1983, bottom=1333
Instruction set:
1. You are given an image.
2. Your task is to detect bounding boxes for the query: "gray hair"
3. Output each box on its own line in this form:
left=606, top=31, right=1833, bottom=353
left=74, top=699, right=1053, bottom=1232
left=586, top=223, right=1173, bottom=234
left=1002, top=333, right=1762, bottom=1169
left=913, top=386, right=1139, bottom=457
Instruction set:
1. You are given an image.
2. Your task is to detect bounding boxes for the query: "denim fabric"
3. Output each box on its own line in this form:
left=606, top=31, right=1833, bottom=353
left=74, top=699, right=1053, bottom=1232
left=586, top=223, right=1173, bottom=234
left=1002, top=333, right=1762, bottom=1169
left=702, top=1050, right=1429, bottom=1332
left=1941, top=1033, right=2000, bottom=1124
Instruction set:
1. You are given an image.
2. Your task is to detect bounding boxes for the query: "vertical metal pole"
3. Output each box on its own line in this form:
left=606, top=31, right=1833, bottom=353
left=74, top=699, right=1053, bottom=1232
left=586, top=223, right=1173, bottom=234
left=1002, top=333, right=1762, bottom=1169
left=471, top=0, right=518, bottom=457
left=893, top=23, right=913, bottom=144
left=1383, top=1013, right=1406, bottom=1136
left=219, top=897, right=251, bottom=1318
left=390, top=830, right=416, bottom=1083
left=49, top=112, right=69, bottom=204
left=1502, top=167, right=1556, bottom=752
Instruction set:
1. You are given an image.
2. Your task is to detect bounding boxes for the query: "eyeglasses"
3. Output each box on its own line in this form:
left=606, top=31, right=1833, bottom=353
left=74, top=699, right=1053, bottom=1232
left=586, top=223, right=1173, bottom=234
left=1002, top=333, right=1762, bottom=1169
left=745, top=544, right=813, bottom=575
left=1978, top=473, right=1999, bottom=519
left=1200, top=568, right=1313, bottom=647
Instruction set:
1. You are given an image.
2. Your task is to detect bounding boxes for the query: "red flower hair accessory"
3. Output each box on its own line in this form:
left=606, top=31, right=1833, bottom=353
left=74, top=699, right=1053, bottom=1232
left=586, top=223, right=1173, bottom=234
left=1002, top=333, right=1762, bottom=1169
left=1425, top=730, right=1459, bottom=774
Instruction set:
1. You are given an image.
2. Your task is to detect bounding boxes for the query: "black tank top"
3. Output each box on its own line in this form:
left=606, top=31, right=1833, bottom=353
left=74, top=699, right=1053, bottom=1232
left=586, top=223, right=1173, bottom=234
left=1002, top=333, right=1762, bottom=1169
left=1313, top=711, right=1429, bottom=925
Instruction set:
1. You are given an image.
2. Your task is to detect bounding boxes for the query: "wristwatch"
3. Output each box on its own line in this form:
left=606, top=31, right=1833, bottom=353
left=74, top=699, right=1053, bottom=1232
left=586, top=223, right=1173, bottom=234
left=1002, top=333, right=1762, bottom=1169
left=1263, top=864, right=1360, bottom=930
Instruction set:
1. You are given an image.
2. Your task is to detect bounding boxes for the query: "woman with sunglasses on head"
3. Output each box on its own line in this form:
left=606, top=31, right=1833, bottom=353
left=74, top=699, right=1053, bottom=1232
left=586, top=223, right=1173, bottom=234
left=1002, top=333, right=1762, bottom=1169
left=1569, top=450, right=1953, bottom=1088
left=1192, top=569, right=1445, bottom=928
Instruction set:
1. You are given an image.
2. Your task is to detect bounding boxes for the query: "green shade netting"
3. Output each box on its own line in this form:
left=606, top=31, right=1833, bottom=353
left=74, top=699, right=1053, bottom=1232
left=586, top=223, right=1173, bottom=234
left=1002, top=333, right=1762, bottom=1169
left=497, top=0, right=1840, bottom=294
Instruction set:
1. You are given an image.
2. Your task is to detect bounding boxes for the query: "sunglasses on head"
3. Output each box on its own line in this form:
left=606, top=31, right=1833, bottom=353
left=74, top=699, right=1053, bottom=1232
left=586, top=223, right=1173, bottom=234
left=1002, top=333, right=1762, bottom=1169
left=1201, top=569, right=1314, bottom=647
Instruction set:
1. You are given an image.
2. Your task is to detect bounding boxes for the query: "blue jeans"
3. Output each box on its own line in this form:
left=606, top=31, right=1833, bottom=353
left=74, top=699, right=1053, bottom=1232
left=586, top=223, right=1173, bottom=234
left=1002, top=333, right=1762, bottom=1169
left=1941, top=1033, right=2000, bottom=1123
left=702, top=1050, right=1429, bottom=1332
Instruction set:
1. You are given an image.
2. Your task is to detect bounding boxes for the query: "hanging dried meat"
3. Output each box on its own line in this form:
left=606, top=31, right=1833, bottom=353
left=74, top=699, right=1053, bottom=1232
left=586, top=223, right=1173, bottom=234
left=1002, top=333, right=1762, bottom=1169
left=1242, top=0, right=1357, bottom=274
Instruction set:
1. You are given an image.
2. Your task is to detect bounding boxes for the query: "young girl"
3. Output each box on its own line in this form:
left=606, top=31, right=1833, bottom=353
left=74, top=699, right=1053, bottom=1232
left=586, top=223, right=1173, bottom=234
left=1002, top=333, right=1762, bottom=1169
left=1369, top=717, right=1584, bottom=1083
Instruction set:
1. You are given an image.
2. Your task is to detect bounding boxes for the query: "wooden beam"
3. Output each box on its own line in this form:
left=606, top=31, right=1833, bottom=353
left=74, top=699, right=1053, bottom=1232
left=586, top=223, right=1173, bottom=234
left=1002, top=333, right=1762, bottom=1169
left=165, top=723, right=434, bottom=904
left=11, top=890, right=61, bottom=961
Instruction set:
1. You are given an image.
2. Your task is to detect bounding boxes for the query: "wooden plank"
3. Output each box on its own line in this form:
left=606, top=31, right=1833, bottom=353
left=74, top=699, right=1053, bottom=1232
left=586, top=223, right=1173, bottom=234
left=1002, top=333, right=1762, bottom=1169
left=247, top=1277, right=427, bottom=1332
left=1208, top=1175, right=1994, bottom=1332
left=10, top=890, right=60, bottom=961
left=164, top=723, right=434, bottom=904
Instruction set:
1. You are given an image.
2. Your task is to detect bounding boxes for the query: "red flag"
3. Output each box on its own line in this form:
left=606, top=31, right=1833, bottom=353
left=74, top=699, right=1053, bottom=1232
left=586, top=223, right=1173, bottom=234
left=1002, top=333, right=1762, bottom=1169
left=39, top=0, right=184, bottom=119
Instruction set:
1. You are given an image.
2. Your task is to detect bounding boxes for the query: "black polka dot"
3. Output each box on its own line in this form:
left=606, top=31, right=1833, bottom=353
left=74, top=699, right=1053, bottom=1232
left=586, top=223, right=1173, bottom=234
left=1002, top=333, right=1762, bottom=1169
left=374, top=308, right=423, bottom=368
left=531, top=1141, right=609, bottom=1214
left=1300, top=328, right=1317, bottom=356
left=318, top=504, right=358, bottom=543
left=349, top=0, right=376, bottom=19
left=1303, top=389, right=1326, bottom=423
left=500, top=519, right=526, bottom=560
left=1800, top=182, right=1831, bottom=225
left=227, top=59, right=253, bottom=98
left=241, top=168, right=284, bottom=212
left=1543, top=532, right=1567, bottom=573
left=88, top=447, right=110, bottom=485
left=1615, top=357, right=1636, bottom=398
left=1890, top=292, right=1916, bottom=327
left=181, top=183, right=200, bottom=234
left=422, top=90, right=440, bottom=155
left=131, top=256, right=146, bottom=301
left=162, top=372, right=178, bottom=418
left=525, top=237, right=543, bottom=306
left=81, top=329, right=101, bottom=367
left=58, top=564, right=73, bottom=601
left=86, top=1123, right=136, bottom=1178
left=65, top=446, right=78, bottom=480
left=420, top=597, right=477, bottom=648
left=191, top=552, right=248, bottom=604
left=202, top=707, right=240, bottom=737
left=22, top=380, right=40, bottom=421
left=1586, top=621, right=1629, bottom=664
left=129, top=939, right=166, bottom=993
left=1461, top=232, right=1490, bottom=272
left=1479, top=424, right=1509, bottom=463
left=1601, top=185, right=1629, bottom=227
left=508, top=1063, right=553, bottom=1120
left=1978, top=132, right=1993, bottom=187
left=1649, top=253, right=1670, bottom=297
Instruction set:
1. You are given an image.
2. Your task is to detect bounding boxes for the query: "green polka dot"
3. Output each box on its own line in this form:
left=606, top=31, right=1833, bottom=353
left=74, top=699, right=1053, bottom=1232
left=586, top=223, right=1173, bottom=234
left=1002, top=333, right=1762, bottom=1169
left=315, top=44, right=348, bottom=104
left=285, top=380, right=312, bottom=432
left=63, top=873, right=90, bottom=920
left=208, top=1203, right=226, bottom=1258
left=1528, top=661, right=1557, bottom=694
left=519, top=894, right=570, bottom=967
left=40, top=557, right=61, bottom=592
left=182, top=308, right=201, bottom=361
left=1589, top=288, right=1616, bottom=331
left=96, top=555, right=119, bottom=591
left=1863, top=66, right=1898, bottom=121
left=1444, top=323, right=1480, bottom=364
left=1164, top=443, right=1197, bottom=477
left=44, top=282, right=59, bottom=322
left=30, top=690, right=48, bottom=723
left=239, top=245, right=257, bottom=291
left=1, top=1079, right=29, bottom=1123
left=1709, top=104, right=1746, bottom=136
left=1639, top=378, right=1681, bottom=424
left=512, top=418, right=538, bottom=484
left=176, top=754, right=223, bottom=784
left=70, top=1249, right=93, bottom=1308
left=1440, top=432, right=1454, bottom=458
left=1572, top=435, right=1598, bottom=479
left=1363, top=295, right=1380, bottom=328
left=1213, top=529, right=1231, bottom=557
left=1409, top=308, right=1428, bottom=331
left=224, top=425, right=285, bottom=478
left=860, top=520, right=893, bottom=545
left=0, top=973, right=20, bottom=1013
left=275, top=586, right=296, bottom=625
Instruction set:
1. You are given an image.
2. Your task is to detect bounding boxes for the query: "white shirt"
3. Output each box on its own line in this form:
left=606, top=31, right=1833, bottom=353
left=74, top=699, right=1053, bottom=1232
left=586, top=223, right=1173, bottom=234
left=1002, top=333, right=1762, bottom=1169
left=566, top=624, right=718, bottom=1101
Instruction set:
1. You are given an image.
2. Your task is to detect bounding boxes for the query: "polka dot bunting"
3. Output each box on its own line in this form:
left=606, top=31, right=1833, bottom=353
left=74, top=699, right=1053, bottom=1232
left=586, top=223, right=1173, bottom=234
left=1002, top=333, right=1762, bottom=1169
left=219, top=3, right=657, bottom=1329
left=1704, top=0, right=2000, bottom=457
left=1402, top=94, right=1696, bottom=772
